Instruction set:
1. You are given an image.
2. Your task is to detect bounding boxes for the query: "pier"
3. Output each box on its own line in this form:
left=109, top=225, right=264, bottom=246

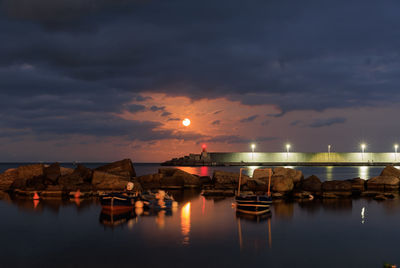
left=162, top=152, right=400, bottom=166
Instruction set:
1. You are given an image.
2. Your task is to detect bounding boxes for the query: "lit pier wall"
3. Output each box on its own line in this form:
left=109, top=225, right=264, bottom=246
left=208, top=152, right=399, bottom=164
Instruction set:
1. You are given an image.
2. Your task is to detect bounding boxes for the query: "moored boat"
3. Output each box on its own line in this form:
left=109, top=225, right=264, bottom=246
left=235, top=168, right=272, bottom=215
left=100, top=192, right=138, bottom=211
left=139, top=190, right=177, bottom=210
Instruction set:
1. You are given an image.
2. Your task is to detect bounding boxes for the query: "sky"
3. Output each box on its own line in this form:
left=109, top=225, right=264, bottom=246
left=1, top=0, right=400, bottom=162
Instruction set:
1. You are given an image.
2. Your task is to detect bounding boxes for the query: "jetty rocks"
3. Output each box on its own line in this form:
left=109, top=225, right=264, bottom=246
left=1, top=161, right=400, bottom=201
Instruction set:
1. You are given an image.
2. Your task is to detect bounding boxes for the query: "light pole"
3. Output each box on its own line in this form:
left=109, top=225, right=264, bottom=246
left=328, top=145, right=331, bottom=161
left=361, top=144, right=366, bottom=161
left=251, top=144, right=255, bottom=160
left=286, top=144, right=291, bottom=159
left=395, top=144, right=398, bottom=161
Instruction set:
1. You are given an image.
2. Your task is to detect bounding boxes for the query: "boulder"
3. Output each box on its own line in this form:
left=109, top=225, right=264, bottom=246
left=44, top=163, right=61, bottom=183
left=213, top=170, right=249, bottom=189
left=136, top=174, right=161, bottom=189
left=322, top=180, right=352, bottom=192
left=252, top=169, right=271, bottom=181
left=347, top=178, right=365, bottom=192
left=300, top=175, right=322, bottom=192
left=322, top=191, right=352, bottom=198
left=367, top=176, right=400, bottom=191
left=273, top=167, right=303, bottom=183
left=247, top=179, right=268, bottom=192
left=25, top=176, right=46, bottom=190
left=17, top=164, right=44, bottom=180
left=73, top=165, right=93, bottom=183
left=95, top=159, right=136, bottom=178
left=271, top=176, right=294, bottom=192
left=58, top=165, right=92, bottom=190
left=60, top=167, right=74, bottom=176
left=293, top=190, right=313, bottom=199
left=202, top=189, right=235, bottom=197
left=0, top=168, right=18, bottom=190
left=92, top=171, right=130, bottom=190
left=380, top=165, right=400, bottom=178
left=159, top=168, right=201, bottom=188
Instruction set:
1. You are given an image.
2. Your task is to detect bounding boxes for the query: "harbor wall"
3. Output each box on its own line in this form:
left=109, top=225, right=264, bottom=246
left=208, top=152, right=399, bottom=164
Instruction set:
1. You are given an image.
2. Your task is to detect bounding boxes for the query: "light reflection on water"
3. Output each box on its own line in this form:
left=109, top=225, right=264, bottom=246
left=181, top=202, right=191, bottom=245
left=358, top=166, right=369, bottom=180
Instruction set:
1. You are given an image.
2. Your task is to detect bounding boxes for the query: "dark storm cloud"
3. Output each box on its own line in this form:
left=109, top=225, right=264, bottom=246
left=150, top=106, right=165, bottom=112
left=290, top=117, right=346, bottom=128
left=308, top=117, right=347, bottom=128
left=161, top=111, right=172, bottom=117
left=1, top=0, right=400, bottom=140
left=240, top=115, right=259, bottom=123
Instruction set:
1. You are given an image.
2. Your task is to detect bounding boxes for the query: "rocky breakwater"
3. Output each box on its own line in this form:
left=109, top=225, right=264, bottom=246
left=202, top=165, right=400, bottom=201
left=0, top=159, right=137, bottom=199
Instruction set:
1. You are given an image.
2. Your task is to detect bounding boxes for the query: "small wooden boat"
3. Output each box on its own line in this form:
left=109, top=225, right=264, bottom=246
left=99, top=208, right=135, bottom=227
left=139, top=190, right=176, bottom=210
left=100, top=192, right=138, bottom=211
left=235, top=168, right=272, bottom=215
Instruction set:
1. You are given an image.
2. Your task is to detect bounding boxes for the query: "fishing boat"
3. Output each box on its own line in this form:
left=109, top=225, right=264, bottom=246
left=139, top=190, right=177, bottom=210
left=100, top=192, right=138, bottom=211
left=235, top=168, right=272, bottom=215
left=99, top=208, right=136, bottom=228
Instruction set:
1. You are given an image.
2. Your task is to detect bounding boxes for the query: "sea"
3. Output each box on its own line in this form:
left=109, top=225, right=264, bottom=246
left=0, top=163, right=399, bottom=268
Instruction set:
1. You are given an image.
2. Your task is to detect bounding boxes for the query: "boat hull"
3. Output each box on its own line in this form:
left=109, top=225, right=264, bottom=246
left=100, top=193, right=136, bottom=210
left=235, top=195, right=272, bottom=215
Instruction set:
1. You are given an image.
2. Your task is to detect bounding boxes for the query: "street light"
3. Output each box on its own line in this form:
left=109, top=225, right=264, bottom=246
left=286, top=144, right=291, bottom=159
left=361, top=143, right=366, bottom=161
left=395, top=144, right=398, bottom=161
left=328, top=145, right=331, bottom=160
left=251, top=144, right=255, bottom=160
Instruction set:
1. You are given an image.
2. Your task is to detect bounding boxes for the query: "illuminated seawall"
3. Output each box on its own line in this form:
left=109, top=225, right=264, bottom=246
left=162, top=152, right=400, bottom=166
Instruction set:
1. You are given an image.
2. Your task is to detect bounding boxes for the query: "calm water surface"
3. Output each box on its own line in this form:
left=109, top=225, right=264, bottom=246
left=0, top=164, right=398, bottom=267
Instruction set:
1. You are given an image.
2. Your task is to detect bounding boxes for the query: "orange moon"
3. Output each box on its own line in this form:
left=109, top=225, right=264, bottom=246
left=182, top=118, right=191, bottom=126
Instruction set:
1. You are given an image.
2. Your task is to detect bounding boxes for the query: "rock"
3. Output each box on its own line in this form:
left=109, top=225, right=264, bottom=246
left=95, top=159, right=136, bottom=178
left=136, top=174, right=161, bottom=189
left=272, top=192, right=284, bottom=198
left=0, top=168, right=18, bottom=190
left=380, top=165, right=400, bottom=177
left=213, top=170, right=249, bottom=189
left=347, top=178, right=365, bottom=192
left=17, top=164, right=44, bottom=180
left=60, top=167, right=74, bottom=176
left=322, top=191, right=352, bottom=198
left=300, top=175, right=322, bottom=192
left=159, top=168, right=201, bottom=188
left=58, top=165, right=93, bottom=190
left=202, top=189, right=235, bottom=196
left=367, top=176, right=400, bottom=191
left=293, top=190, right=313, bottom=199
left=273, top=167, right=303, bottom=183
left=252, top=169, right=271, bottom=181
left=26, top=176, right=46, bottom=190
left=160, top=175, right=184, bottom=189
left=199, top=176, right=212, bottom=185
left=44, top=163, right=61, bottom=183
left=271, top=176, right=294, bottom=192
left=374, top=194, right=388, bottom=201
left=322, top=180, right=352, bottom=192
left=92, top=171, right=130, bottom=190
left=9, top=178, right=27, bottom=190
left=74, top=165, right=93, bottom=183
left=247, top=179, right=268, bottom=192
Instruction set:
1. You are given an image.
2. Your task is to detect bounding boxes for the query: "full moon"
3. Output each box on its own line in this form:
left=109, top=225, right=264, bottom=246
left=182, top=118, right=191, bottom=127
